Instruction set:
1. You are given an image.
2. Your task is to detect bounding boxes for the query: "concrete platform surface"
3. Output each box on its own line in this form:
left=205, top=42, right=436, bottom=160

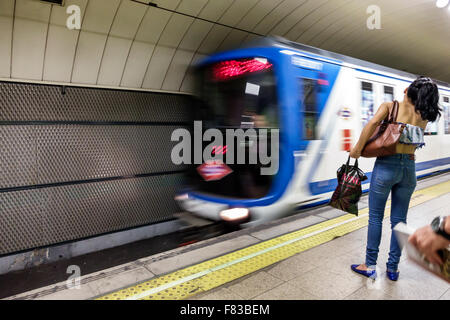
left=4, top=172, right=450, bottom=300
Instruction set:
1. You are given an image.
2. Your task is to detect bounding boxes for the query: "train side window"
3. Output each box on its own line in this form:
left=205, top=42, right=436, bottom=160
left=383, top=86, right=394, bottom=102
left=361, top=81, right=374, bottom=126
left=425, top=95, right=441, bottom=135
left=300, top=78, right=318, bottom=140
left=443, top=96, right=450, bottom=135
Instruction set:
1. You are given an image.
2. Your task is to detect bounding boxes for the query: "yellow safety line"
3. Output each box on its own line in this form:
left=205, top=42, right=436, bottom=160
left=97, top=179, right=450, bottom=300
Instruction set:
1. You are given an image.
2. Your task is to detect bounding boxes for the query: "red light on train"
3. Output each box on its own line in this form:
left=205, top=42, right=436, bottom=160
left=318, top=73, right=329, bottom=86
left=212, top=145, right=228, bottom=155
left=212, top=58, right=272, bottom=81
left=342, top=129, right=352, bottom=151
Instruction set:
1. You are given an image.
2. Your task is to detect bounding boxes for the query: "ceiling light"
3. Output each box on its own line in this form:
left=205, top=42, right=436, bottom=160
left=436, top=0, right=449, bottom=8
left=32, top=0, right=65, bottom=5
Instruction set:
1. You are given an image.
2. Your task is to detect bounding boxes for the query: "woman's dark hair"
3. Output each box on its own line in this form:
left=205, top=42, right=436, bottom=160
left=407, top=76, right=442, bottom=122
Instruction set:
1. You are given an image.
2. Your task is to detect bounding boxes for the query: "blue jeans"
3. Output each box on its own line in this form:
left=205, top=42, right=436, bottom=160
left=365, top=154, right=417, bottom=272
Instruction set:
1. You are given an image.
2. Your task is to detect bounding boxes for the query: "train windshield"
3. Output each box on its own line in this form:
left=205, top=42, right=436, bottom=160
left=190, top=57, right=280, bottom=199
left=201, top=58, right=278, bottom=129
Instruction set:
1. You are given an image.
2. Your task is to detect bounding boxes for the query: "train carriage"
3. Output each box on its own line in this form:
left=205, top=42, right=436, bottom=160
left=176, top=37, right=450, bottom=227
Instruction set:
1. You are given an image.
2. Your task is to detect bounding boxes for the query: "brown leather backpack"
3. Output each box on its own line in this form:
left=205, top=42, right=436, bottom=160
left=361, top=101, right=407, bottom=158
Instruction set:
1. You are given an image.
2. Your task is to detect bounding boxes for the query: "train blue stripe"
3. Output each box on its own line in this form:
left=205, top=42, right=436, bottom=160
left=308, top=157, right=450, bottom=195
left=297, top=167, right=450, bottom=211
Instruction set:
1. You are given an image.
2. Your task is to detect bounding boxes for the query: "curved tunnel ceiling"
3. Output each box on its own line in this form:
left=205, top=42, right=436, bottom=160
left=0, top=0, right=449, bottom=94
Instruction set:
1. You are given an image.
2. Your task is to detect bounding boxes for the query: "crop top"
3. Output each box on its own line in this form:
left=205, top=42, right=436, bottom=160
left=398, top=122, right=425, bottom=149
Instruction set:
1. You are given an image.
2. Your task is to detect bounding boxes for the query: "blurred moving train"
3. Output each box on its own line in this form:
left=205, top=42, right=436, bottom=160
left=176, top=37, right=450, bottom=227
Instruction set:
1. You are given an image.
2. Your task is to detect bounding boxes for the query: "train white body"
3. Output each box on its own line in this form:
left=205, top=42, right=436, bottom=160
left=176, top=38, right=450, bottom=227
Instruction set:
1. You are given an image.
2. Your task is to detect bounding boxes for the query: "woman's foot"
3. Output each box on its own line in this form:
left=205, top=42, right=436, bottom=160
left=351, top=264, right=377, bottom=278
left=354, top=264, right=370, bottom=271
left=386, top=269, right=400, bottom=281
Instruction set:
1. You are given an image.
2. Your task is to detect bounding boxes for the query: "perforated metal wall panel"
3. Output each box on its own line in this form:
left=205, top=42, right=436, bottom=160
left=0, top=83, right=42, bottom=121
left=36, top=125, right=187, bottom=185
left=1, top=125, right=188, bottom=188
left=0, top=81, right=193, bottom=255
left=0, top=126, right=37, bottom=189
left=0, top=174, right=185, bottom=254
left=0, top=190, right=44, bottom=254
left=0, top=82, right=190, bottom=123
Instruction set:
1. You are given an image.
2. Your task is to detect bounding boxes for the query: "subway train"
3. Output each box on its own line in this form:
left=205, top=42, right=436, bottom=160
left=175, top=37, right=450, bottom=227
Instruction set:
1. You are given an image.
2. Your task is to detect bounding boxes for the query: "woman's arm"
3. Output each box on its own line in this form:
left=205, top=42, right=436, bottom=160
left=349, top=102, right=391, bottom=159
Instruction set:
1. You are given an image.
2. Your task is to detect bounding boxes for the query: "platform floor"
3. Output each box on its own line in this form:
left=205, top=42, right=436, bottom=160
left=4, top=172, right=450, bottom=300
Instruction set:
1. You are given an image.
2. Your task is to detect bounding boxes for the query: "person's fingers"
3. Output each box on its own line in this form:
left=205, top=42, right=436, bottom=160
left=415, top=237, right=426, bottom=251
left=408, top=233, right=417, bottom=246
left=428, top=251, right=444, bottom=266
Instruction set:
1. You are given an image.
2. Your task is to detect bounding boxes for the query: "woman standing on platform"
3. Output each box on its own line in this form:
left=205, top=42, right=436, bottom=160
left=348, top=77, right=441, bottom=281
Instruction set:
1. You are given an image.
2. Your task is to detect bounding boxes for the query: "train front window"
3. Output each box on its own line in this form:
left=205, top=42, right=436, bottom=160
left=190, top=58, right=279, bottom=200
left=201, top=58, right=278, bottom=130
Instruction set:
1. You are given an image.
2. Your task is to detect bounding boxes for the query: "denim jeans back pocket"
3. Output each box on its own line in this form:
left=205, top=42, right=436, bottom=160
left=374, top=161, right=398, bottom=186
left=404, top=165, right=417, bottom=188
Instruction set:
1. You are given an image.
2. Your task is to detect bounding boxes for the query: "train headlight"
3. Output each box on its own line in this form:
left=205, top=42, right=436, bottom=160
left=219, top=208, right=250, bottom=222
left=174, top=193, right=189, bottom=201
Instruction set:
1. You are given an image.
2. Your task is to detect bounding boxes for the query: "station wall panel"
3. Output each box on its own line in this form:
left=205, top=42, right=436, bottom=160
left=0, top=81, right=193, bottom=255
left=0, top=0, right=14, bottom=78
left=0, top=174, right=185, bottom=255
left=0, top=82, right=190, bottom=122
left=0, top=125, right=187, bottom=189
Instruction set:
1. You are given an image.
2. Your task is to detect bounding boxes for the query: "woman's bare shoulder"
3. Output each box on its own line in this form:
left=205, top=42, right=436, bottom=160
left=381, top=101, right=394, bottom=110
left=379, top=101, right=393, bottom=114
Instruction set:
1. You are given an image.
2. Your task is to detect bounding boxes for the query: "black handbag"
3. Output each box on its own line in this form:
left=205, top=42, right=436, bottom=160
left=329, top=156, right=368, bottom=215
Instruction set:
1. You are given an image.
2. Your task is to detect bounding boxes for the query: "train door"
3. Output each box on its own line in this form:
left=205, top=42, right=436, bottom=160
left=299, top=77, right=320, bottom=141
left=289, top=57, right=342, bottom=196
left=294, top=68, right=325, bottom=144
left=441, top=96, right=450, bottom=160
left=443, top=96, right=450, bottom=135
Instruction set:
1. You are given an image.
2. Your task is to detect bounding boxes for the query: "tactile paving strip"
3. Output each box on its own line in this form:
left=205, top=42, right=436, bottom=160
left=97, top=179, right=450, bottom=300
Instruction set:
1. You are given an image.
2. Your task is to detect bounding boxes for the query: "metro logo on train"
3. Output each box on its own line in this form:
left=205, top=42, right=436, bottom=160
left=197, top=160, right=233, bottom=182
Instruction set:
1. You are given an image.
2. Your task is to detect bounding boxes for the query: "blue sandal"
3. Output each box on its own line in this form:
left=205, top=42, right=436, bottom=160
left=386, top=270, right=400, bottom=281
left=351, top=264, right=377, bottom=278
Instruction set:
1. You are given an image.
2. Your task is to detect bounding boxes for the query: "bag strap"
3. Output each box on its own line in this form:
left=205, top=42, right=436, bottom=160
left=382, top=106, right=390, bottom=123
left=340, top=156, right=359, bottom=195
left=345, top=156, right=359, bottom=174
left=388, top=100, right=399, bottom=122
